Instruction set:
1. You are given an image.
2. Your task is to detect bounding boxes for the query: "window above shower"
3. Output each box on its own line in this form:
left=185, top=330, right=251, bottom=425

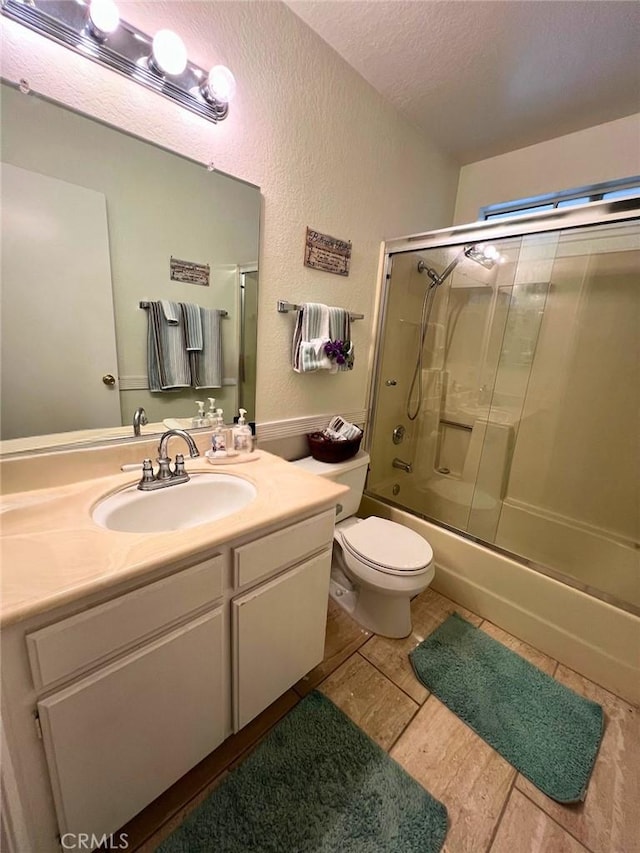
left=479, top=176, right=640, bottom=221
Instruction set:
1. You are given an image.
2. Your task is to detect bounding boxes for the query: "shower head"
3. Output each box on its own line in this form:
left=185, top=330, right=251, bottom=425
left=417, top=242, right=501, bottom=287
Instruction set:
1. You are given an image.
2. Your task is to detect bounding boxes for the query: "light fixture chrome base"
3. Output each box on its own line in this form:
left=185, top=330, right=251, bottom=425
left=1, top=0, right=230, bottom=123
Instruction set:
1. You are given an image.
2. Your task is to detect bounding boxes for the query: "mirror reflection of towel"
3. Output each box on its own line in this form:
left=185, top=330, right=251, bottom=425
left=147, top=301, right=191, bottom=391
left=146, top=301, right=222, bottom=391
left=191, top=307, right=223, bottom=389
left=179, top=302, right=204, bottom=352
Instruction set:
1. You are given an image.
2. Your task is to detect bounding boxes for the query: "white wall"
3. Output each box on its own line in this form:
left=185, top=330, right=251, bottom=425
left=0, top=1, right=459, bottom=425
left=454, top=114, right=640, bottom=224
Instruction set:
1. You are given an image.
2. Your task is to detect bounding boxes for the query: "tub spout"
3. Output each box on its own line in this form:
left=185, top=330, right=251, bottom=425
left=392, top=457, right=413, bottom=474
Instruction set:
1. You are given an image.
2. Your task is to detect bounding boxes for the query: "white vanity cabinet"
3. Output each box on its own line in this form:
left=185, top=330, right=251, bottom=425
left=2, top=555, right=229, bottom=852
left=1, top=507, right=337, bottom=853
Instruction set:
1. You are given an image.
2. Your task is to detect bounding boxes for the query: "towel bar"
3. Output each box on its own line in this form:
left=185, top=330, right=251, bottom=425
left=277, top=300, right=364, bottom=320
left=140, top=301, right=228, bottom=317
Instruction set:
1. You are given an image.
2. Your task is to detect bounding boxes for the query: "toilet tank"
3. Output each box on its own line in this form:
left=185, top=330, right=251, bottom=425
left=291, top=450, right=370, bottom=522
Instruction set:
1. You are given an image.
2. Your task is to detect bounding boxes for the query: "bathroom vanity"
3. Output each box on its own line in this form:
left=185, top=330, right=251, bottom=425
left=0, top=450, right=347, bottom=852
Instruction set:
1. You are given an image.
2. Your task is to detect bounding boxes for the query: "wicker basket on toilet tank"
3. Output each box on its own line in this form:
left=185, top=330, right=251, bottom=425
left=306, top=432, right=362, bottom=463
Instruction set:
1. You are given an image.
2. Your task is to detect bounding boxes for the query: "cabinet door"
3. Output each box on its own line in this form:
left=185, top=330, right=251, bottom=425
left=37, top=608, right=226, bottom=840
left=232, top=548, right=331, bottom=730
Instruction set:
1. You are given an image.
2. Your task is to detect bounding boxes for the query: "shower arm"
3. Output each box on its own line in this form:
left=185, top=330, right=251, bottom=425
left=417, top=246, right=473, bottom=289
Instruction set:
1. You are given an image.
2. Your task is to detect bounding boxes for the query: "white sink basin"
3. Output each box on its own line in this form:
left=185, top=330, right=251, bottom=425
left=92, top=473, right=257, bottom=533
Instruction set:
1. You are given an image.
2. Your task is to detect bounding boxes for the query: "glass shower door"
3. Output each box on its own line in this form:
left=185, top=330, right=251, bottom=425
left=482, top=223, right=639, bottom=608
left=366, top=216, right=640, bottom=613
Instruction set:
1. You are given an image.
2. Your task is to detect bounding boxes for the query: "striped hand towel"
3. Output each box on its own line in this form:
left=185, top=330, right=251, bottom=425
left=292, top=303, right=333, bottom=372
left=191, top=307, right=223, bottom=389
left=328, top=306, right=354, bottom=371
left=179, top=302, right=204, bottom=352
left=146, top=301, right=191, bottom=391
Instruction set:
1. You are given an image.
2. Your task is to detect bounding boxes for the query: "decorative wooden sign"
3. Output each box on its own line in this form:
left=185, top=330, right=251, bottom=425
left=304, top=228, right=351, bottom=276
left=170, top=256, right=210, bottom=286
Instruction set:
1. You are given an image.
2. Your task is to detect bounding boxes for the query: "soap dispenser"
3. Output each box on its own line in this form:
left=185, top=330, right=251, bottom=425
left=211, top=409, right=227, bottom=456
left=233, top=408, right=253, bottom=454
left=207, top=398, right=216, bottom=423
left=192, top=401, right=207, bottom=428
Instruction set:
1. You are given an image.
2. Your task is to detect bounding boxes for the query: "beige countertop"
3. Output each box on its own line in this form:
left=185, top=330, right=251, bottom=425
left=0, top=450, right=347, bottom=627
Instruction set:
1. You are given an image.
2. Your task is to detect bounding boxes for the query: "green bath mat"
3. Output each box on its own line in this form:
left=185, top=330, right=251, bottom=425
left=157, top=691, right=447, bottom=852
left=410, top=613, right=604, bottom=803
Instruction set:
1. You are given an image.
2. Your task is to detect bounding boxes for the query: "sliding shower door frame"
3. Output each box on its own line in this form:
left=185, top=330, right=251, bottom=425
left=364, top=197, right=640, bottom=615
left=382, top=196, right=640, bottom=255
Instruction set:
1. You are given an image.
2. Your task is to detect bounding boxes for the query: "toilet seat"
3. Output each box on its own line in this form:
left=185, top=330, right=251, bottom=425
left=339, top=517, right=433, bottom=577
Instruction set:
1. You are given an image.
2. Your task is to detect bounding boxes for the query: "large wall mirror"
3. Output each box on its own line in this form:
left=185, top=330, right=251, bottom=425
left=0, top=81, right=260, bottom=455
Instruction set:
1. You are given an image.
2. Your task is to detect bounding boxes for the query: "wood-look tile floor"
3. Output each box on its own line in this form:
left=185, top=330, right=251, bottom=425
left=125, top=589, right=639, bottom=853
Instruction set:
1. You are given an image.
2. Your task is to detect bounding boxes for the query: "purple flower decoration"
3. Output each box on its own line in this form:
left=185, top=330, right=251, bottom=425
left=324, top=339, right=351, bottom=365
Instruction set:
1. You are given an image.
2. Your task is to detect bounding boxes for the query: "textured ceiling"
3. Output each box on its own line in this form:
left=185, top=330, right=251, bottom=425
left=285, top=0, right=640, bottom=164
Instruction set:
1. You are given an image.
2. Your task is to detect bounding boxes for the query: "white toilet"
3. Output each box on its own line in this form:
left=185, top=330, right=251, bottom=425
left=292, top=450, right=434, bottom=638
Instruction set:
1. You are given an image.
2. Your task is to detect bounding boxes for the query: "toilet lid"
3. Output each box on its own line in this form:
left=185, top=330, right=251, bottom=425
left=340, top=517, right=433, bottom=573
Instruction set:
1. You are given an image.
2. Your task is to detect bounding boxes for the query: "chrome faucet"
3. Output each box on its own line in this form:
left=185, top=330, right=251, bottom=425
left=158, top=428, right=199, bottom=460
left=392, top=457, right=413, bottom=474
left=132, top=406, right=148, bottom=436
left=138, top=429, right=200, bottom=491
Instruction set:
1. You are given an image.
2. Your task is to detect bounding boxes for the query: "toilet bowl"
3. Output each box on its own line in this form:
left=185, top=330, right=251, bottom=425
left=292, top=451, right=434, bottom=638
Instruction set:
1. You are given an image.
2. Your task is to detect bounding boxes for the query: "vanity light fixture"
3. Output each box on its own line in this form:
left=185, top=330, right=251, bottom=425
left=1, top=0, right=236, bottom=123
left=150, top=28, right=188, bottom=77
left=87, top=0, right=119, bottom=40
left=201, top=65, right=237, bottom=105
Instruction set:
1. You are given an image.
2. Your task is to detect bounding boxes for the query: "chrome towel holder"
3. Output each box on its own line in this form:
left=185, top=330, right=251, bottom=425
left=277, top=300, right=364, bottom=320
left=139, top=301, right=228, bottom=317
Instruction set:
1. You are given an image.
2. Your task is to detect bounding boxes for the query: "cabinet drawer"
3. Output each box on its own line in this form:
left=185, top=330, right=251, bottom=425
left=233, top=509, right=335, bottom=589
left=26, top=555, right=224, bottom=691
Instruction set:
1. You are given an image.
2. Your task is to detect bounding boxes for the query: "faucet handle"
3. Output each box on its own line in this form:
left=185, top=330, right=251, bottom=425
left=174, top=453, right=186, bottom=476
left=139, top=458, right=155, bottom=485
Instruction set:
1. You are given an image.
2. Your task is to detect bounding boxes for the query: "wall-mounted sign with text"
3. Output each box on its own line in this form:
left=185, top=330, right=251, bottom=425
left=304, top=228, right=351, bottom=276
left=170, top=256, right=210, bottom=286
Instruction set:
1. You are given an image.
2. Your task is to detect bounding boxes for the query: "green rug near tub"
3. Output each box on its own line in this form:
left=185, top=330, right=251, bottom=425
left=157, top=691, right=448, bottom=852
left=410, top=613, right=604, bottom=803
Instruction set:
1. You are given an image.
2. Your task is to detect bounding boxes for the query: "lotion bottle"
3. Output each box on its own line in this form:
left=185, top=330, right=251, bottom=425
left=233, top=408, right=253, bottom=454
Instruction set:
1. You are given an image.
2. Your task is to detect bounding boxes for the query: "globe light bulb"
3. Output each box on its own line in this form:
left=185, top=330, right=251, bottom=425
left=151, top=29, right=188, bottom=76
left=88, top=0, right=119, bottom=36
left=205, top=65, right=236, bottom=103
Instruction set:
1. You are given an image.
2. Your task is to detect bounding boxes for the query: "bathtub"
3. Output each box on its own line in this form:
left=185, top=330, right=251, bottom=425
left=360, top=494, right=640, bottom=706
